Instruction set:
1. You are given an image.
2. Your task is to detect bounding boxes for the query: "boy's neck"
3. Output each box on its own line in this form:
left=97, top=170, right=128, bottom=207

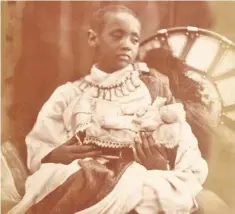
left=95, top=63, right=132, bottom=74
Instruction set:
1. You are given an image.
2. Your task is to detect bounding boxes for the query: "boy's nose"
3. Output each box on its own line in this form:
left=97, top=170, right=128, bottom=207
left=120, top=38, right=133, bottom=50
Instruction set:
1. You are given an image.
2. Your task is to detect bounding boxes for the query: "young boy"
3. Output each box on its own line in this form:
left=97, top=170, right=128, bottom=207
left=9, top=5, right=208, bottom=214
left=62, top=5, right=185, bottom=166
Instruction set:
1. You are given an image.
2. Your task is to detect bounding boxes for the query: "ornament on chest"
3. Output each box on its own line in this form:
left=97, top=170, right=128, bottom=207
left=91, top=94, right=151, bottom=131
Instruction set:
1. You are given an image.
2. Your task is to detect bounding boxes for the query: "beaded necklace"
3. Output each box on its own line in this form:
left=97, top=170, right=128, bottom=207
left=76, top=63, right=147, bottom=101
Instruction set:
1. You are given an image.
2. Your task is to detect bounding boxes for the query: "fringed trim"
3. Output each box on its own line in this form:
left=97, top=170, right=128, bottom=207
left=75, top=122, right=91, bottom=133
left=83, top=136, right=132, bottom=149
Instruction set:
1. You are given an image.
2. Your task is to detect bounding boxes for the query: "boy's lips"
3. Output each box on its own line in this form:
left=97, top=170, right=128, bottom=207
left=116, top=54, right=131, bottom=61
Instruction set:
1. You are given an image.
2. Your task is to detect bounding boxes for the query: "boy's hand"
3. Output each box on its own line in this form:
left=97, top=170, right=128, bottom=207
left=133, top=132, right=168, bottom=170
left=41, top=136, right=102, bottom=164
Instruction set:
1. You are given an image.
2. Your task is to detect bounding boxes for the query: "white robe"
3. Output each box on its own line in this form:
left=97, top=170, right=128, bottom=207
left=9, top=63, right=208, bottom=214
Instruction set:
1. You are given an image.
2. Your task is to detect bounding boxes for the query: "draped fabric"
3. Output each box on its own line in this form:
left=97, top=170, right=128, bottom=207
left=8, top=65, right=208, bottom=214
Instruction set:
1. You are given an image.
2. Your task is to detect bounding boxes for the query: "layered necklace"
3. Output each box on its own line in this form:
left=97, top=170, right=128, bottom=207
left=75, top=63, right=147, bottom=101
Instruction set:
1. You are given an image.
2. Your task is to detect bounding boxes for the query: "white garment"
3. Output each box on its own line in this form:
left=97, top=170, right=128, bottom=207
left=63, top=63, right=152, bottom=148
left=9, top=63, right=208, bottom=214
left=64, top=63, right=187, bottom=149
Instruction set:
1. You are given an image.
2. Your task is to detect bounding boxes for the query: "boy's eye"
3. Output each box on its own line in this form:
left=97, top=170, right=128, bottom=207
left=111, top=32, right=123, bottom=40
left=131, top=37, right=139, bottom=45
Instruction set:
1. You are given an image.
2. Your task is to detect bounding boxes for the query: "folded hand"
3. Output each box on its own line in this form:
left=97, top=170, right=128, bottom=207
left=133, top=132, right=168, bottom=170
left=42, top=135, right=102, bottom=164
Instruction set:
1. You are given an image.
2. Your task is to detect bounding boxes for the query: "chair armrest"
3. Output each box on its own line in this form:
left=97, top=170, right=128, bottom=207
left=194, top=189, right=231, bottom=214
left=1, top=141, right=28, bottom=196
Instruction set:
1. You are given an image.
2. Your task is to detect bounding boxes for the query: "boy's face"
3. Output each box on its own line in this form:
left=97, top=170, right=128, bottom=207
left=92, top=11, right=141, bottom=72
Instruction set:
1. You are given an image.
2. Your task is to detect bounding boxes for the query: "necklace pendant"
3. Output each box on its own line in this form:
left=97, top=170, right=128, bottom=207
left=98, top=89, right=104, bottom=99
left=126, top=78, right=136, bottom=92
left=121, top=84, right=129, bottom=96
left=102, top=89, right=106, bottom=100
left=104, top=89, right=111, bottom=101
left=110, top=88, right=116, bottom=100
left=115, top=86, right=123, bottom=97
left=130, top=74, right=141, bottom=88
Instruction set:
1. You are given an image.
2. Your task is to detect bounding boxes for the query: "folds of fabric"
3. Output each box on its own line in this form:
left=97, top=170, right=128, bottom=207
left=9, top=63, right=208, bottom=214
left=27, top=159, right=134, bottom=214
left=9, top=122, right=207, bottom=214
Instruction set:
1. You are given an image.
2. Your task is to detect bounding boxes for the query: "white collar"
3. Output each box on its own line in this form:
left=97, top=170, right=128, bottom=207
left=88, top=63, right=149, bottom=86
left=90, top=64, right=133, bottom=83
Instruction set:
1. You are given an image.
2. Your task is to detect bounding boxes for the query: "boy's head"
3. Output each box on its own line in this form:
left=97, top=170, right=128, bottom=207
left=88, top=5, right=141, bottom=72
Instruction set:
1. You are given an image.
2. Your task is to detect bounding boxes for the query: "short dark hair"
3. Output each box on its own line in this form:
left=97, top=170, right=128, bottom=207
left=90, top=5, right=140, bottom=33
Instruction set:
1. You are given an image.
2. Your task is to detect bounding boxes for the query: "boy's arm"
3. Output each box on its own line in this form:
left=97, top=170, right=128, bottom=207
left=26, top=82, right=81, bottom=173
left=138, top=69, right=208, bottom=212
left=153, top=69, right=208, bottom=183
left=135, top=122, right=208, bottom=213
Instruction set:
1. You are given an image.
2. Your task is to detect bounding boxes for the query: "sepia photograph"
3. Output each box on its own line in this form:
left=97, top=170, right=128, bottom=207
left=1, top=1, right=235, bottom=214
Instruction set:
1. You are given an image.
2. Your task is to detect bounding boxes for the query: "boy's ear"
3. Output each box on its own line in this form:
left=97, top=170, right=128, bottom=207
left=88, top=29, right=99, bottom=47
